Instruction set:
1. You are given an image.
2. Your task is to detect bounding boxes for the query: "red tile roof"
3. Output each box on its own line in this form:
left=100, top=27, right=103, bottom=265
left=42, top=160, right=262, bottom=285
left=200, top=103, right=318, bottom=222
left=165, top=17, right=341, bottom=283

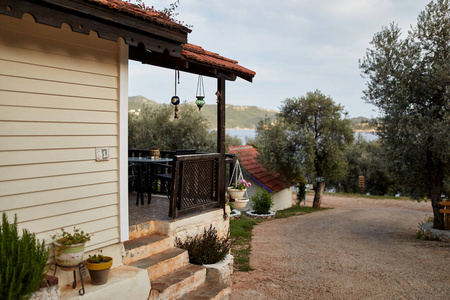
left=182, top=44, right=256, bottom=81
left=229, top=145, right=290, bottom=193
left=88, top=0, right=190, bottom=32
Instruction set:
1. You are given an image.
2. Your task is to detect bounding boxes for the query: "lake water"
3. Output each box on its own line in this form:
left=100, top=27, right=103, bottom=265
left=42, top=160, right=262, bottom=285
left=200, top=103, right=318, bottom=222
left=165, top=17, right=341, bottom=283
left=224, top=129, right=378, bottom=144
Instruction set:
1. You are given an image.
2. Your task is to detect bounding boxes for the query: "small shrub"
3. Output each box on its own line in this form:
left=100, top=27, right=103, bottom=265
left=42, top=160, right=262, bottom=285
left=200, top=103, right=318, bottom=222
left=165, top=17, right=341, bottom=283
left=251, top=188, right=274, bottom=214
left=0, top=213, right=49, bottom=300
left=175, top=225, right=232, bottom=265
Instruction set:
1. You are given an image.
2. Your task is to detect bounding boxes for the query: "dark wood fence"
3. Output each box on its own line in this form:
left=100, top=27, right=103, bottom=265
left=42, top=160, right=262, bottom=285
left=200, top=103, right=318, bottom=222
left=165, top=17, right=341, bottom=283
left=169, top=153, right=222, bottom=218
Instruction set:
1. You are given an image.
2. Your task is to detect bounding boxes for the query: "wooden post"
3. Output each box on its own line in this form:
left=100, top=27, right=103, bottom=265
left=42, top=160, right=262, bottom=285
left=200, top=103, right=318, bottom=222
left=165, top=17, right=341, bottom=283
left=217, top=78, right=226, bottom=209
left=358, top=176, right=365, bottom=194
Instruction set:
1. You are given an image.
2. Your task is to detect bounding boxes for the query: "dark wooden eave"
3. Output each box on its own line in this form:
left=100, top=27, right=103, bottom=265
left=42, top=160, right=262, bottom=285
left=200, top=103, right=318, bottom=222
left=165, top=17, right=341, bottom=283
left=129, top=43, right=255, bottom=83
left=0, top=0, right=190, bottom=57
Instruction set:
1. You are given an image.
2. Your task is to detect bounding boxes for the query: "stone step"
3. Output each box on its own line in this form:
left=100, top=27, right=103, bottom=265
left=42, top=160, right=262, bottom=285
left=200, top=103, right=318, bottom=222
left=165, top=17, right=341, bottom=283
left=149, top=264, right=206, bottom=300
left=127, top=247, right=189, bottom=281
left=178, top=283, right=231, bottom=300
left=123, top=234, right=172, bottom=264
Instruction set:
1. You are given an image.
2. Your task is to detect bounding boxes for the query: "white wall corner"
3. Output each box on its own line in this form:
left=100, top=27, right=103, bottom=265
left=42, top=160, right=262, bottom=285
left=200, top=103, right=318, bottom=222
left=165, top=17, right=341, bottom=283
left=118, top=38, right=129, bottom=242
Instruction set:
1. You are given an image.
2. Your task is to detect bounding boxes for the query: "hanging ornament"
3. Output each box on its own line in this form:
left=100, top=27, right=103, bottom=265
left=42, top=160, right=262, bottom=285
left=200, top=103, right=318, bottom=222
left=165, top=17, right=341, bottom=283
left=195, top=75, right=205, bottom=110
left=171, top=69, right=180, bottom=119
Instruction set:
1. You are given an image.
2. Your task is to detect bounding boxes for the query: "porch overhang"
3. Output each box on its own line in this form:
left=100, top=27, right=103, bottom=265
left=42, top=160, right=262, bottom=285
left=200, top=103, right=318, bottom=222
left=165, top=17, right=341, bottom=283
left=129, top=43, right=255, bottom=83
left=0, top=0, right=190, bottom=58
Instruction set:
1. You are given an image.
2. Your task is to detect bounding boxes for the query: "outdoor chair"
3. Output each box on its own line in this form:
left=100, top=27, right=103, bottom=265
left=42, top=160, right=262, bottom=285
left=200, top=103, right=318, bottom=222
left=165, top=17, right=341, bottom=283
left=150, top=149, right=197, bottom=201
left=128, top=163, right=144, bottom=205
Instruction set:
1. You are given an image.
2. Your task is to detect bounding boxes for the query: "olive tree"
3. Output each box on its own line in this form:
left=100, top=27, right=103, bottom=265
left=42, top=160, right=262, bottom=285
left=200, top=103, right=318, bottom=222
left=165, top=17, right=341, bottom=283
left=360, top=0, right=450, bottom=229
left=256, top=90, right=354, bottom=209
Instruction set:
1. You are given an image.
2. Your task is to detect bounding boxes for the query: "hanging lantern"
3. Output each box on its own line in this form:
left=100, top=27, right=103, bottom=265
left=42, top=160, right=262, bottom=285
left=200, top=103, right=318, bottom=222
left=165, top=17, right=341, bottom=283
left=195, top=75, right=205, bottom=110
left=171, top=69, right=180, bottom=119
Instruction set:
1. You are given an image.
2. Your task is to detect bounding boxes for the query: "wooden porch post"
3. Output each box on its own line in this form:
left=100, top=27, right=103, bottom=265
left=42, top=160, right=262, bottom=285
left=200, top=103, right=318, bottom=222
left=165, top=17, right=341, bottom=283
left=217, top=78, right=226, bottom=208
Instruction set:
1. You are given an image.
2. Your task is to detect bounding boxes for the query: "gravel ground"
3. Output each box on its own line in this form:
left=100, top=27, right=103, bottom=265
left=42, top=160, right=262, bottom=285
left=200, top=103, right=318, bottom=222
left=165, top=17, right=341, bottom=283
left=231, top=194, right=450, bottom=300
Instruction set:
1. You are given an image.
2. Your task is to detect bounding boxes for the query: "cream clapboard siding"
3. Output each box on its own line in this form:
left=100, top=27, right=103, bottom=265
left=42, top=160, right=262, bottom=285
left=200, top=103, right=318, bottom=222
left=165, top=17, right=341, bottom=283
left=0, top=13, right=121, bottom=251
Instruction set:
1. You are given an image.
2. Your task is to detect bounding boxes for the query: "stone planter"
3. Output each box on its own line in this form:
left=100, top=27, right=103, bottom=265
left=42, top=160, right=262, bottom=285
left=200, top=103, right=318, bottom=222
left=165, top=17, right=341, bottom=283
left=234, top=198, right=249, bottom=209
left=227, top=187, right=246, bottom=200
left=54, top=242, right=85, bottom=270
left=246, top=210, right=276, bottom=220
left=203, top=254, right=234, bottom=285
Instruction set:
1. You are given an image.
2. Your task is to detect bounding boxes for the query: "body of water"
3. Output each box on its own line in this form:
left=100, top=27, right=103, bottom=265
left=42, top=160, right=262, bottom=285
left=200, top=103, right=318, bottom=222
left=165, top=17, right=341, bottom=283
left=224, top=129, right=378, bottom=144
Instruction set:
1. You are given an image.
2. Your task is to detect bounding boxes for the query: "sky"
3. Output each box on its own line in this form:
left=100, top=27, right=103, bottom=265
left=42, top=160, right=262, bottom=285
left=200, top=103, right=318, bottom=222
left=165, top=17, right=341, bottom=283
left=128, top=0, right=431, bottom=118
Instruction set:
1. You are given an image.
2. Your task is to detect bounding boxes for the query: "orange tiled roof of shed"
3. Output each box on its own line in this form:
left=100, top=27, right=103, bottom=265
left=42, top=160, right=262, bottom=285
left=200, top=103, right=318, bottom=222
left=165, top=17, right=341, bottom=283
left=229, top=145, right=290, bottom=193
left=88, top=0, right=190, bottom=31
left=182, top=44, right=256, bottom=80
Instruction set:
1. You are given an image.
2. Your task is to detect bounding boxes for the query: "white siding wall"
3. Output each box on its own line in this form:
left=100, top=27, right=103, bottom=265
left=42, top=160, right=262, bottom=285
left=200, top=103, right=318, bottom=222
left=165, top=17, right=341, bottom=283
left=0, top=13, right=121, bottom=251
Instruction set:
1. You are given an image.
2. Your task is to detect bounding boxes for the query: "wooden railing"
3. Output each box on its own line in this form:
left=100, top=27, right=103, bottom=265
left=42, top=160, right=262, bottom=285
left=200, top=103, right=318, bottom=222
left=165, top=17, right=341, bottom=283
left=169, top=153, right=222, bottom=218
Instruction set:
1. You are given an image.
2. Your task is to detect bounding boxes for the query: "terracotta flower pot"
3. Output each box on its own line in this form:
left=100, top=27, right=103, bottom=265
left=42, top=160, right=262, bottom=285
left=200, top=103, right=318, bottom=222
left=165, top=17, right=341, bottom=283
left=227, top=187, right=246, bottom=199
left=85, top=256, right=113, bottom=285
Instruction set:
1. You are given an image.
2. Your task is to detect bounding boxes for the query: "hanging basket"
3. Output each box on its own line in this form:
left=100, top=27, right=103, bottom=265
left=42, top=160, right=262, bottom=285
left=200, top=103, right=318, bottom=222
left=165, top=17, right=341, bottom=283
left=227, top=187, right=246, bottom=200
left=234, top=198, right=249, bottom=209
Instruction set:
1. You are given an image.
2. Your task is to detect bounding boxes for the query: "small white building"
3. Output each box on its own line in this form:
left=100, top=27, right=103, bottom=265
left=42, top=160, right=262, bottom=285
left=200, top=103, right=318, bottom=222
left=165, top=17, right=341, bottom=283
left=229, top=145, right=293, bottom=211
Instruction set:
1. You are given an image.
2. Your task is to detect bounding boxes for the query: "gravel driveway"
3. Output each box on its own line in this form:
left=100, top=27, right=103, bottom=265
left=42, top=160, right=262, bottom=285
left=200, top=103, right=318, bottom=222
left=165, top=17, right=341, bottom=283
left=231, top=194, right=450, bottom=299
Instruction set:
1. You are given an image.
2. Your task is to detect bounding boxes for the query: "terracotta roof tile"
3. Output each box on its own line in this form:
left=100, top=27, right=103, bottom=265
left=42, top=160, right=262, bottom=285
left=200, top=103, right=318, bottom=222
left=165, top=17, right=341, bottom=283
left=88, top=0, right=189, bottom=31
left=182, top=44, right=256, bottom=79
left=229, top=145, right=290, bottom=193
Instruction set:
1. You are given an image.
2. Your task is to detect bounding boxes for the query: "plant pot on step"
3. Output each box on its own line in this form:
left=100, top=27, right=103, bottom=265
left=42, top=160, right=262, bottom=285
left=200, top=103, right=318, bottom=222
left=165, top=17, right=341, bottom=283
left=227, top=187, right=246, bottom=200
left=85, top=256, right=113, bottom=285
left=54, top=242, right=86, bottom=270
left=234, top=198, right=249, bottom=209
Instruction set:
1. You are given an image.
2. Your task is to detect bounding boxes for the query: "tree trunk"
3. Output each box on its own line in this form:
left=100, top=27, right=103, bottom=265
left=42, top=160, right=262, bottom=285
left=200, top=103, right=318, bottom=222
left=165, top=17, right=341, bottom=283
left=313, top=182, right=325, bottom=209
left=427, top=150, right=444, bottom=230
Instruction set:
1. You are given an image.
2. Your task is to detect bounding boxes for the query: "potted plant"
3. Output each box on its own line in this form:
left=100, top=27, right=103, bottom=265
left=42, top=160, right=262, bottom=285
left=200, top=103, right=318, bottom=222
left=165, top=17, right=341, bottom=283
left=233, top=197, right=249, bottom=209
left=250, top=188, right=274, bottom=215
left=51, top=227, right=91, bottom=270
left=228, top=179, right=251, bottom=199
left=85, top=251, right=113, bottom=285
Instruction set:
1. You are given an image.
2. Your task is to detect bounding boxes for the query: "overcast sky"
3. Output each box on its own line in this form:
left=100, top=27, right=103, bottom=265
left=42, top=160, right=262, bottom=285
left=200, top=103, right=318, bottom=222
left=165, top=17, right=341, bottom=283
left=128, top=0, right=430, bottom=118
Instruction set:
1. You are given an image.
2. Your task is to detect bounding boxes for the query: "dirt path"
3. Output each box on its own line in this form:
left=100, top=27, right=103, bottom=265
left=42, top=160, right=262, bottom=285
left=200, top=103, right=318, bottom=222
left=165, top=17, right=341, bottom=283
left=231, top=194, right=450, bottom=299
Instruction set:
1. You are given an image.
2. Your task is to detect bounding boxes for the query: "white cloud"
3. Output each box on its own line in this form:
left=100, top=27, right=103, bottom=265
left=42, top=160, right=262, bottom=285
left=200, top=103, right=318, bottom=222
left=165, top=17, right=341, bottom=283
left=130, top=0, right=430, bottom=118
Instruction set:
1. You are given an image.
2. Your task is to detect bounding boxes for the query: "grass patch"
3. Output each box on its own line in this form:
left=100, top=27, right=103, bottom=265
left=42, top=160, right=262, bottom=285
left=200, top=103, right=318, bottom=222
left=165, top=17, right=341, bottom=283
left=275, top=205, right=325, bottom=219
left=332, top=192, right=412, bottom=201
left=230, top=216, right=258, bottom=272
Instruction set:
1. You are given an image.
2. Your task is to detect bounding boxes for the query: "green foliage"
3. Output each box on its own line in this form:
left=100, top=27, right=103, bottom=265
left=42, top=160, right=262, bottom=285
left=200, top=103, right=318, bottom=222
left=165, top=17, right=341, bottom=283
left=230, top=216, right=258, bottom=272
left=128, top=103, right=242, bottom=152
left=0, top=213, right=49, bottom=300
left=51, top=227, right=91, bottom=256
left=175, top=225, right=231, bottom=265
left=336, top=136, right=395, bottom=195
left=296, top=176, right=307, bottom=204
left=251, top=188, right=274, bottom=214
left=360, top=0, right=450, bottom=228
left=275, top=205, right=324, bottom=219
left=87, top=250, right=110, bottom=264
left=256, top=90, right=354, bottom=208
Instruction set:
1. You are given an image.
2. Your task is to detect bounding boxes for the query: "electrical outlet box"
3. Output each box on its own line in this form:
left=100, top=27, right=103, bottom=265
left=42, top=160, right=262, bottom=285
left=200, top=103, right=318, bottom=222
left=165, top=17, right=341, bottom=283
left=96, top=147, right=110, bottom=161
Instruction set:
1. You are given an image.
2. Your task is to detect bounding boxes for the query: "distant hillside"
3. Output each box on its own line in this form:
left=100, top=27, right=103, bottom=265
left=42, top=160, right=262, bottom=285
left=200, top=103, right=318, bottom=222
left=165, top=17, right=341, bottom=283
left=128, top=95, right=376, bottom=131
left=128, top=95, right=277, bottom=129
left=128, top=95, right=159, bottom=111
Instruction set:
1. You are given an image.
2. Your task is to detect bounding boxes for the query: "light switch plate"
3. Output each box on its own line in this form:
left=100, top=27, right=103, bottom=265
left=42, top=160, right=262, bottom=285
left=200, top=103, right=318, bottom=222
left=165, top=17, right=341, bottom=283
left=96, top=147, right=110, bottom=161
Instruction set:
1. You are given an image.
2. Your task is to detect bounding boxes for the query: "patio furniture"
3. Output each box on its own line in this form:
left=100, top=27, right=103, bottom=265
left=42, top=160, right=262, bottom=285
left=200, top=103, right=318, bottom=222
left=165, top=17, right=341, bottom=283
left=128, top=163, right=143, bottom=205
left=150, top=149, right=197, bottom=201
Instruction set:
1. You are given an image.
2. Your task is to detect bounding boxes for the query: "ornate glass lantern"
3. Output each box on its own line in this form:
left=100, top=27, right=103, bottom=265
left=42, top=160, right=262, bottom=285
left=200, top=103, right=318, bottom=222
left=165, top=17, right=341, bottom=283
left=195, top=75, right=205, bottom=110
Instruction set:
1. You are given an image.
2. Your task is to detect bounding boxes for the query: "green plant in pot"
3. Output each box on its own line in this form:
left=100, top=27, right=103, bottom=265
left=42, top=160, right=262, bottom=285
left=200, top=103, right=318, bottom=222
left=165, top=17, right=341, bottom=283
left=85, top=250, right=113, bottom=285
left=51, top=227, right=91, bottom=270
left=251, top=188, right=274, bottom=214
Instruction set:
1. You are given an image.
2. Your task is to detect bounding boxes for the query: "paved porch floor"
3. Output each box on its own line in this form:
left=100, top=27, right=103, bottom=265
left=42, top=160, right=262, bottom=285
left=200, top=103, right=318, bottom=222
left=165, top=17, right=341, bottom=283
left=128, top=192, right=172, bottom=225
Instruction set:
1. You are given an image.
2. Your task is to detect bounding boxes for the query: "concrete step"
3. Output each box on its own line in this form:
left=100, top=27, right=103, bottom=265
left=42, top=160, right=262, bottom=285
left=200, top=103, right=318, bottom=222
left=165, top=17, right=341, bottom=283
left=127, top=247, right=189, bottom=281
left=178, top=283, right=231, bottom=300
left=149, top=264, right=206, bottom=300
left=123, top=234, right=172, bottom=264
